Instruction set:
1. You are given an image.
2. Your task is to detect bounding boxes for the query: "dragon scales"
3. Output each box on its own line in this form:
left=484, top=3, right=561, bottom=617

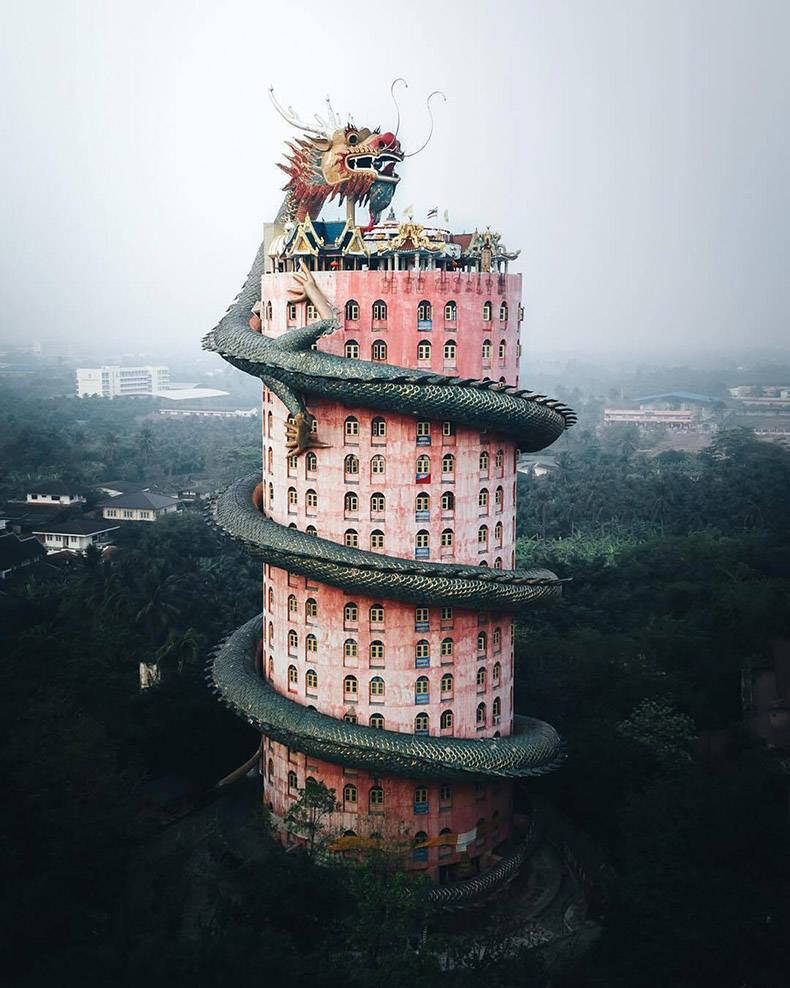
left=203, top=234, right=576, bottom=781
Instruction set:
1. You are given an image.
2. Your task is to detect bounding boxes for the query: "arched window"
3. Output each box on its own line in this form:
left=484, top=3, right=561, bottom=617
left=344, top=453, right=359, bottom=476
left=440, top=528, right=454, bottom=550
left=499, top=301, right=508, bottom=322
left=493, top=696, right=502, bottom=723
left=268, top=621, right=274, bottom=645
left=417, top=340, right=431, bottom=362
left=417, top=300, right=432, bottom=324
left=267, top=759, right=274, bottom=783
left=288, top=593, right=297, bottom=616
left=369, top=603, right=384, bottom=626
left=305, top=633, right=317, bottom=655
left=306, top=668, right=318, bottom=692
left=498, top=339, right=506, bottom=360
left=494, top=556, right=503, bottom=569
left=268, top=481, right=274, bottom=505
left=268, top=586, right=274, bottom=611
left=478, top=524, right=489, bottom=548
left=493, top=661, right=501, bottom=685
left=305, top=525, right=318, bottom=537
left=441, top=453, right=455, bottom=475
left=495, top=448, right=504, bottom=471
left=306, top=303, right=318, bottom=321
left=267, top=411, right=273, bottom=436
left=441, top=490, right=455, bottom=512
left=494, top=521, right=503, bottom=546
left=369, top=712, right=385, bottom=730
left=372, top=299, right=387, bottom=321
left=479, top=450, right=490, bottom=473
left=370, top=454, right=385, bottom=477
left=479, top=488, right=489, bottom=511
left=265, top=300, right=273, bottom=320
left=441, top=638, right=454, bottom=661
left=305, top=450, right=318, bottom=474
left=415, top=529, right=430, bottom=557
left=344, top=529, right=358, bottom=548
left=344, top=639, right=358, bottom=660
left=287, top=664, right=297, bottom=688
left=370, top=492, right=385, bottom=516
left=369, top=640, right=385, bottom=664
left=415, top=491, right=430, bottom=516
left=268, top=447, right=274, bottom=473
left=371, top=416, right=386, bottom=439
left=288, top=628, right=298, bottom=653
left=343, top=711, right=357, bottom=724
left=344, top=491, right=359, bottom=515
left=482, top=300, right=492, bottom=321
left=477, top=631, right=488, bottom=654
left=477, top=666, right=487, bottom=691
left=416, top=453, right=430, bottom=477
left=288, top=769, right=298, bottom=790
left=481, top=339, right=492, bottom=361
left=343, top=783, right=358, bottom=805
left=369, top=785, right=384, bottom=808
left=343, top=674, right=358, bottom=698
left=414, top=712, right=429, bottom=734
left=344, top=416, right=359, bottom=440
left=345, top=299, right=359, bottom=321
left=415, top=640, right=430, bottom=666
left=443, top=340, right=457, bottom=363
left=413, top=830, right=429, bottom=861
left=476, top=702, right=487, bottom=727
left=345, top=340, right=360, bottom=359
left=415, top=675, right=430, bottom=702
left=370, top=529, right=385, bottom=549
left=493, top=627, right=502, bottom=651
left=440, top=709, right=454, bottom=732
left=371, top=340, right=387, bottom=362
left=369, top=676, right=385, bottom=701
left=441, top=672, right=454, bottom=694
left=305, top=489, right=318, bottom=514
left=414, top=787, right=428, bottom=809
left=444, top=300, right=457, bottom=321
left=495, top=485, right=504, bottom=510
left=344, top=602, right=359, bottom=625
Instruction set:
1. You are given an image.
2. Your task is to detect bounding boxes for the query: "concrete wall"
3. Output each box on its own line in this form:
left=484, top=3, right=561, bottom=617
left=257, top=270, right=524, bottom=881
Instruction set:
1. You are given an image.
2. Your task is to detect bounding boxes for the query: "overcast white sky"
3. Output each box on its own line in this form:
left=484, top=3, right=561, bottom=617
left=1, top=0, right=788, bottom=356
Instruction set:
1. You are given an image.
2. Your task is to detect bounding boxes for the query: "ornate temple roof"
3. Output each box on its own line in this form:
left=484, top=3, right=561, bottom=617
left=268, top=217, right=520, bottom=273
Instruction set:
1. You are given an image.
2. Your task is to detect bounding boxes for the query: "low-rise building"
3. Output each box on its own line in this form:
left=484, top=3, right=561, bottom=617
left=0, top=532, right=46, bottom=579
left=25, top=487, right=85, bottom=507
left=604, top=392, right=723, bottom=431
left=76, top=365, right=170, bottom=398
left=31, top=519, right=120, bottom=554
left=100, top=491, right=181, bottom=522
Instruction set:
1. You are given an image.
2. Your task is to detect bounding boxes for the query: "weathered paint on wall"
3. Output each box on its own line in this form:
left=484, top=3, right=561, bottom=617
left=257, top=270, right=525, bottom=881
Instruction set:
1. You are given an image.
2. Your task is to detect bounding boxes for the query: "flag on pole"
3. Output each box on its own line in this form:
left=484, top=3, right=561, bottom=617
left=427, top=206, right=438, bottom=220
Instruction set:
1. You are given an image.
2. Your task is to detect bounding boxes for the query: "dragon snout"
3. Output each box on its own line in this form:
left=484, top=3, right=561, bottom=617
left=375, top=132, right=403, bottom=157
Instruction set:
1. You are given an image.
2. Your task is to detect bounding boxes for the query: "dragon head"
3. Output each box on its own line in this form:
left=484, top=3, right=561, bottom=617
left=278, top=124, right=403, bottom=225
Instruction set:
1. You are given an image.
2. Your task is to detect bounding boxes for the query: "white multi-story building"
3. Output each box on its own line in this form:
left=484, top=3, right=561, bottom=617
left=76, top=365, right=170, bottom=398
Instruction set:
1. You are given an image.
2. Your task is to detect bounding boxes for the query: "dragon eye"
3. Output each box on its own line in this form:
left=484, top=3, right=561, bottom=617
left=348, top=133, right=359, bottom=146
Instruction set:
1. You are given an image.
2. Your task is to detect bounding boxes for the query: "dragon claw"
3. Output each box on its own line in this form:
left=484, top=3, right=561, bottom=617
left=285, top=412, right=330, bottom=455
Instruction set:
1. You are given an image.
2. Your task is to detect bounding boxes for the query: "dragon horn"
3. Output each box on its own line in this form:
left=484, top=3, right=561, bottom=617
left=269, top=86, right=327, bottom=137
left=403, top=90, right=446, bottom=158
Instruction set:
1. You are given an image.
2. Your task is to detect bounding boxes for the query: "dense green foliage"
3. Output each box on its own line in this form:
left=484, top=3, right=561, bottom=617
left=2, top=374, right=790, bottom=986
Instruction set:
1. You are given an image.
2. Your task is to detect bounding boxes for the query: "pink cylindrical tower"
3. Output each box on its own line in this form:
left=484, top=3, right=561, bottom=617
left=259, top=270, right=526, bottom=883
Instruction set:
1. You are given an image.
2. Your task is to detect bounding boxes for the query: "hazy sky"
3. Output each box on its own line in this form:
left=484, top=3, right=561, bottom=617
left=1, top=0, right=788, bottom=357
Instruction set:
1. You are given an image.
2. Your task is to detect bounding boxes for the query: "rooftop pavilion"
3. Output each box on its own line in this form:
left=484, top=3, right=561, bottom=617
left=266, top=210, right=519, bottom=275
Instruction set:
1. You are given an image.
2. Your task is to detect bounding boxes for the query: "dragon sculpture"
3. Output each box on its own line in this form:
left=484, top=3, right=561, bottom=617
left=204, top=91, right=576, bottom=811
left=270, top=89, right=404, bottom=227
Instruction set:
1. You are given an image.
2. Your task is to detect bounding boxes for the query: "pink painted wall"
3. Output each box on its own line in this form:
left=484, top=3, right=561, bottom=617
left=256, top=270, right=525, bottom=881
